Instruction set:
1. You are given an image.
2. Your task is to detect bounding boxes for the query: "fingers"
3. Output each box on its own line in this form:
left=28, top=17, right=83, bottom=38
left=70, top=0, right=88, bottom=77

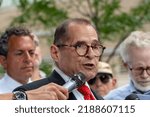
left=27, top=83, right=69, bottom=100
left=27, top=88, right=58, bottom=100
left=45, top=83, right=69, bottom=100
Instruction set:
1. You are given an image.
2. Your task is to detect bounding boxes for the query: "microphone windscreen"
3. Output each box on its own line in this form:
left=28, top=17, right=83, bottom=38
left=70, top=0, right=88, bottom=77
left=63, top=72, right=86, bottom=92
left=125, top=93, right=140, bottom=100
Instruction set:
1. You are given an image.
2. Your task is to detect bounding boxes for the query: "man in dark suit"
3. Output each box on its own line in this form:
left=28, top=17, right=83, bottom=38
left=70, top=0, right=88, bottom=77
left=14, top=18, right=105, bottom=100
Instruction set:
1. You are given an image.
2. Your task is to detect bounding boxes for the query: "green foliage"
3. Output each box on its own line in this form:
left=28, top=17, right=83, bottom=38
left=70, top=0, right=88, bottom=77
left=0, top=0, right=2, bottom=7
left=12, top=0, right=150, bottom=41
left=40, top=60, right=53, bottom=76
left=62, top=0, right=150, bottom=62
left=11, top=0, right=68, bottom=29
left=62, top=0, right=150, bottom=41
left=10, top=0, right=150, bottom=62
left=0, top=65, right=4, bottom=77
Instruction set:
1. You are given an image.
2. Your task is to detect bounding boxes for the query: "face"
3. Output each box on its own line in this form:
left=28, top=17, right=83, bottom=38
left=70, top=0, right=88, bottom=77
left=127, top=46, right=150, bottom=91
left=51, top=23, right=101, bottom=81
left=89, top=75, right=116, bottom=96
left=1, top=35, right=36, bottom=84
left=34, top=46, right=42, bottom=67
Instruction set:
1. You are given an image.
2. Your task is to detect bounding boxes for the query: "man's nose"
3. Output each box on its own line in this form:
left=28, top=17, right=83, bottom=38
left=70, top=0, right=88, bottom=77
left=85, top=46, right=95, bottom=58
left=24, top=52, right=33, bottom=63
left=142, top=70, right=149, bottom=79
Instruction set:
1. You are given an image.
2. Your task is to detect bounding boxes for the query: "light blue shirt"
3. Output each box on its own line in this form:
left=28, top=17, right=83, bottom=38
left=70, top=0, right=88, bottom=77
left=104, top=81, right=150, bottom=100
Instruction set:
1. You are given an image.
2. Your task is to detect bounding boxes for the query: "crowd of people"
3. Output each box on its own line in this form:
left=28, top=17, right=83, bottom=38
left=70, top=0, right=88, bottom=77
left=0, top=18, right=150, bottom=100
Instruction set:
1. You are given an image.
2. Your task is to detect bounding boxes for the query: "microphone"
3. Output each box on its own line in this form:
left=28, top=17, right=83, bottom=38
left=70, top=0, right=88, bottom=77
left=125, top=93, right=140, bottom=100
left=63, top=72, right=86, bottom=92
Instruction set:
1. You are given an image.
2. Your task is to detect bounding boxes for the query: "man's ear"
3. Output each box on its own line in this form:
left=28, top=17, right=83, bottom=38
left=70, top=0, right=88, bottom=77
left=112, top=78, right=117, bottom=88
left=0, top=55, right=7, bottom=70
left=50, top=44, right=60, bottom=62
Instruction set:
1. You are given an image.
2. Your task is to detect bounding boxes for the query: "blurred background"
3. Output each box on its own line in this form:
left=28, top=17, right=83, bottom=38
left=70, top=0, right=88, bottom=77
left=0, top=0, right=150, bottom=87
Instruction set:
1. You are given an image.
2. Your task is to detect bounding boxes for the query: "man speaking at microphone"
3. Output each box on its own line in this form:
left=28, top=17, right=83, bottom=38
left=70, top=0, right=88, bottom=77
left=14, top=18, right=105, bottom=100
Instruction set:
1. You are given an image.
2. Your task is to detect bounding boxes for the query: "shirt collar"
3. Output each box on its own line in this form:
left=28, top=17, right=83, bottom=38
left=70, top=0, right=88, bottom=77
left=0, top=73, right=23, bottom=93
left=54, top=66, right=70, bottom=82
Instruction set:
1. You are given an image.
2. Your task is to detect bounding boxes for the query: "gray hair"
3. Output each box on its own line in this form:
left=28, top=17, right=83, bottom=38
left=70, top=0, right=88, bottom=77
left=31, top=33, right=40, bottom=46
left=119, top=31, right=150, bottom=63
left=0, top=26, right=32, bottom=57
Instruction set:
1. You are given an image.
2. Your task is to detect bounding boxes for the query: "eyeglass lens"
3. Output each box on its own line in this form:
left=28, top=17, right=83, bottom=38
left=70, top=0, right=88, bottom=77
left=132, top=67, right=150, bottom=75
left=75, top=42, right=104, bottom=56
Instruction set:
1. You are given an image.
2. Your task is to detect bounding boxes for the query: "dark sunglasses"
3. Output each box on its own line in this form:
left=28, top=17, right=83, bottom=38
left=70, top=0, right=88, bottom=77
left=88, top=73, right=112, bottom=85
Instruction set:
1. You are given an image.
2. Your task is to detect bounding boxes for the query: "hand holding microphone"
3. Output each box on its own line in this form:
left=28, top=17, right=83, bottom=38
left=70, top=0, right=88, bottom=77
left=30, top=72, right=86, bottom=100
left=13, top=72, right=86, bottom=100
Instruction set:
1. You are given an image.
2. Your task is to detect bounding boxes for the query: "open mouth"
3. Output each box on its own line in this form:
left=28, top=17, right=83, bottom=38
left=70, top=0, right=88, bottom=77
left=84, top=63, right=95, bottom=69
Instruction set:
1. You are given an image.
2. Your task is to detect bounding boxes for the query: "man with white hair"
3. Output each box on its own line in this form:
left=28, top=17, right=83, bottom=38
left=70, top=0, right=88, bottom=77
left=30, top=33, right=46, bottom=81
left=105, top=31, right=150, bottom=100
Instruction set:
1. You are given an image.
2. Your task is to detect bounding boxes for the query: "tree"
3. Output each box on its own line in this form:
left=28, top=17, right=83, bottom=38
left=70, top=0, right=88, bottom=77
left=11, top=0, right=150, bottom=62
left=0, top=0, right=2, bottom=6
left=11, top=0, right=68, bottom=30
left=61, top=0, right=150, bottom=62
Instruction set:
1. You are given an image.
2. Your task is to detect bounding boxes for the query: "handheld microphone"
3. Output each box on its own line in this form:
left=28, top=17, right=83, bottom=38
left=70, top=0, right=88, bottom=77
left=63, top=72, right=86, bottom=92
left=125, top=93, right=140, bottom=100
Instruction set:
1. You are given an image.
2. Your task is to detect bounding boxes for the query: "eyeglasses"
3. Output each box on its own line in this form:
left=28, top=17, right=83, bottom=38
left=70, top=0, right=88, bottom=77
left=56, top=42, right=105, bottom=57
left=88, top=73, right=112, bottom=85
left=129, top=67, right=150, bottom=75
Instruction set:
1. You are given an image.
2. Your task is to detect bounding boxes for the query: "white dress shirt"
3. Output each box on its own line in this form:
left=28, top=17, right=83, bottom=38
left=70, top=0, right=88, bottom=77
left=0, top=73, right=30, bottom=94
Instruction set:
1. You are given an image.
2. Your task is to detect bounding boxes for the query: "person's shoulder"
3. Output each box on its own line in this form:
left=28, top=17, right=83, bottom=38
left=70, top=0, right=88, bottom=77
left=104, top=84, right=130, bottom=100
left=0, top=76, right=5, bottom=84
left=0, top=77, right=8, bottom=93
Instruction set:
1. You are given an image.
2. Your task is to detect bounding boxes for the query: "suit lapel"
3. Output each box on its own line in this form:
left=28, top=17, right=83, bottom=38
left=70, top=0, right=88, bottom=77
left=48, top=70, right=66, bottom=85
left=48, top=70, right=77, bottom=100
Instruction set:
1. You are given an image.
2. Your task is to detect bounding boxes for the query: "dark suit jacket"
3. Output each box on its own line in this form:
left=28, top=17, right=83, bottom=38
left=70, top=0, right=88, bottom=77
left=14, top=70, right=103, bottom=100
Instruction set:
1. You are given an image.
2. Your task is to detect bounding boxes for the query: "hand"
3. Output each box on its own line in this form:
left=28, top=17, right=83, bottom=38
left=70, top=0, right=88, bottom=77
left=26, top=83, right=69, bottom=100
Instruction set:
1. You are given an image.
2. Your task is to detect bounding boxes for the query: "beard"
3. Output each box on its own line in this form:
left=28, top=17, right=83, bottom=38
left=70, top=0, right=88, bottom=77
left=130, top=74, right=150, bottom=92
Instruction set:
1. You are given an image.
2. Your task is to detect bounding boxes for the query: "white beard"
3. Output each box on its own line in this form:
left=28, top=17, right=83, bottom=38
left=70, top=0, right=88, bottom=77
left=130, top=75, right=150, bottom=92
